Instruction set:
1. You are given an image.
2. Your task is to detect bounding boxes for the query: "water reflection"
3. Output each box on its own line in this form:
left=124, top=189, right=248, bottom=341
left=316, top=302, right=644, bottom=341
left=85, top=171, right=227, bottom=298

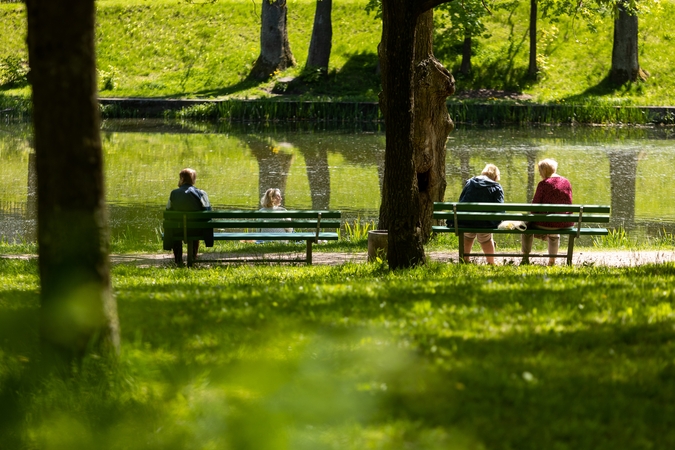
left=1, top=120, right=675, bottom=245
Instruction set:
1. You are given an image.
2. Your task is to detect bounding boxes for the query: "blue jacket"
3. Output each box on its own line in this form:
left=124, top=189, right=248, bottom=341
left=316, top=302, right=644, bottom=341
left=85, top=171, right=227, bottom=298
left=458, top=176, right=504, bottom=228
left=164, top=184, right=213, bottom=250
left=167, top=185, right=211, bottom=211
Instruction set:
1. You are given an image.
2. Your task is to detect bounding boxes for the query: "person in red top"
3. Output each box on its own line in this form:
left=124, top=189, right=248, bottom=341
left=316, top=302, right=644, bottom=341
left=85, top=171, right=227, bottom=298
left=521, top=158, right=573, bottom=266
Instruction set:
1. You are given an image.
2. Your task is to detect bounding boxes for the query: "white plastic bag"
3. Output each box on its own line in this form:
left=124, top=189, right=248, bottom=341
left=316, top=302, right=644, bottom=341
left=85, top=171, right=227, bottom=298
left=497, top=220, right=527, bottom=231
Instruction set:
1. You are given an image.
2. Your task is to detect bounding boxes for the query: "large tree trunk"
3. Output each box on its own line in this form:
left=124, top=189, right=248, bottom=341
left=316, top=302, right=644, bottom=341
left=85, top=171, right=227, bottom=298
left=610, top=2, right=647, bottom=84
left=412, top=10, right=455, bottom=243
left=378, top=0, right=425, bottom=269
left=528, top=0, right=537, bottom=77
left=26, top=0, right=119, bottom=361
left=306, top=0, right=332, bottom=70
left=248, top=0, right=296, bottom=81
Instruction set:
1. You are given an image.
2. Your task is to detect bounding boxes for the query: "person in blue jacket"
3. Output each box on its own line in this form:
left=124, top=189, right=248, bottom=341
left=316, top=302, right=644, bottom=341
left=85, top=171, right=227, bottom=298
left=458, top=163, right=504, bottom=265
left=165, top=168, right=212, bottom=264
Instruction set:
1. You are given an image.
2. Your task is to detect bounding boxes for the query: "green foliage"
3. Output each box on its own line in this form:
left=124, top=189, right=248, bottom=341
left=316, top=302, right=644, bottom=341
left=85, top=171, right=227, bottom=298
left=341, top=217, right=376, bottom=241
left=97, top=65, right=119, bottom=91
left=0, top=55, right=28, bottom=87
left=593, top=227, right=635, bottom=249
left=3, top=258, right=675, bottom=448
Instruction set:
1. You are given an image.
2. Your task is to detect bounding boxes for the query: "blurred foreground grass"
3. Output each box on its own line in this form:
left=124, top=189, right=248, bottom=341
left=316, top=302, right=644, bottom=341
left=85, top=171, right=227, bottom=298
left=1, top=258, right=675, bottom=449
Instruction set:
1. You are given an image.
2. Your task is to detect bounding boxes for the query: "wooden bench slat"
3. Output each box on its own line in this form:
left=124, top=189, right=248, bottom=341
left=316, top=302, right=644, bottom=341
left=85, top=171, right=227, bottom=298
left=163, top=220, right=341, bottom=229
left=164, top=210, right=342, bottom=219
left=433, top=202, right=610, bottom=213
left=433, top=212, right=610, bottom=223
left=432, top=226, right=608, bottom=236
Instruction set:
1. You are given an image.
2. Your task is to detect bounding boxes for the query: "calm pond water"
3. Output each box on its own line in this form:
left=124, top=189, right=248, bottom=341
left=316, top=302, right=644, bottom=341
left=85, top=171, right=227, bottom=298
left=2, top=119, right=675, bottom=245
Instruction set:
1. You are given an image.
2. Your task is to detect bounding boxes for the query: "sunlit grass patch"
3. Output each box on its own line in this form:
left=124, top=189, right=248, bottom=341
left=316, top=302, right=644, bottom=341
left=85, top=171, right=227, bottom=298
left=3, top=260, right=675, bottom=447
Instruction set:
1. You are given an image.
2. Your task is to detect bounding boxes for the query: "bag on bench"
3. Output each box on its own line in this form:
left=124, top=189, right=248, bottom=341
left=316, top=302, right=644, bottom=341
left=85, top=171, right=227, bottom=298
left=497, top=220, right=527, bottom=231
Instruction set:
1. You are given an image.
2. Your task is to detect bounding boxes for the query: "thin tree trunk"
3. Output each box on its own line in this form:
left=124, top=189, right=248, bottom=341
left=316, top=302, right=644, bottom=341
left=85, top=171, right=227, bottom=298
left=460, top=35, right=472, bottom=75
left=26, top=0, right=119, bottom=361
left=306, top=0, right=332, bottom=70
left=248, top=0, right=296, bottom=81
left=610, top=2, right=647, bottom=84
left=412, top=10, right=455, bottom=243
left=248, top=138, right=294, bottom=203
left=528, top=0, right=537, bottom=77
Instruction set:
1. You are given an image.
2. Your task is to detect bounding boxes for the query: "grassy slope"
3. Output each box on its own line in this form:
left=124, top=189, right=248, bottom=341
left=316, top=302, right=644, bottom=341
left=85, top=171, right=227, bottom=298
left=2, top=258, right=675, bottom=449
left=1, top=0, right=675, bottom=104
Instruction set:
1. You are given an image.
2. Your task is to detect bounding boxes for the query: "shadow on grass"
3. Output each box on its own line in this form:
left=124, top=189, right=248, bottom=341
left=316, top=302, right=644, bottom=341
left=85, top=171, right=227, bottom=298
left=3, top=263, right=675, bottom=448
left=179, top=52, right=380, bottom=100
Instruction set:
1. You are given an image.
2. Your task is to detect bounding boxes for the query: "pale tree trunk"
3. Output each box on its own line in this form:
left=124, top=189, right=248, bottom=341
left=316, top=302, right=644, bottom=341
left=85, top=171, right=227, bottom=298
left=609, top=150, right=638, bottom=231
left=610, top=2, right=647, bottom=84
left=412, top=10, right=455, bottom=243
left=26, top=0, right=119, bottom=362
left=528, top=0, right=537, bottom=77
left=249, top=0, right=296, bottom=81
left=247, top=138, right=294, bottom=203
left=306, top=0, right=332, bottom=70
left=460, top=35, right=472, bottom=75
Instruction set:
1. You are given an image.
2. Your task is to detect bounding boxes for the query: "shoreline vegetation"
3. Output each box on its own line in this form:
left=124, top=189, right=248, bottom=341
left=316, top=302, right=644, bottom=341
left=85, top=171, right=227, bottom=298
left=2, top=97, right=675, bottom=125
left=2, top=0, right=675, bottom=124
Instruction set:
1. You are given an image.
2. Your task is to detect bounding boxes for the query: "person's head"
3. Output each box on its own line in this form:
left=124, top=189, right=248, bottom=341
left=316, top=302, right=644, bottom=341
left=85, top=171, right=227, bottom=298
left=481, top=163, right=500, bottom=182
left=538, top=159, right=558, bottom=179
left=178, top=168, right=197, bottom=187
left=261, top=188, right=282, bottom=208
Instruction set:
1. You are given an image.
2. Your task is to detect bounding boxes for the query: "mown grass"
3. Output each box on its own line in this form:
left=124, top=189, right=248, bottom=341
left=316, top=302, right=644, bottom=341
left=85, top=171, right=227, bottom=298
left=2, top=0, right=675, bottom=110
left=1, top=257, right=675, bottom=449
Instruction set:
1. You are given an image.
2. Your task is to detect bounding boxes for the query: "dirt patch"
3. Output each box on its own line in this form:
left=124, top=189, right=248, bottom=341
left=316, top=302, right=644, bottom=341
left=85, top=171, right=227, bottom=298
left=5, top=249, right=675, bottom=268
left=107, top=249, right=675, bottom=268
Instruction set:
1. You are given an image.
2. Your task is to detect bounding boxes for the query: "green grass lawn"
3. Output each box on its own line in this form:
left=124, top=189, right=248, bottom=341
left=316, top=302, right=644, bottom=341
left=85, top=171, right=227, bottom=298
left=1, top=257, right=675, bottom=449
left=2, top=0, right=675, bottom=105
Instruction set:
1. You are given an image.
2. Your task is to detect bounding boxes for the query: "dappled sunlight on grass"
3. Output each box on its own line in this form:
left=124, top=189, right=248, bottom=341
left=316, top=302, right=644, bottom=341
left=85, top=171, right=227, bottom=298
left=2, top=259, right=675, bottom=448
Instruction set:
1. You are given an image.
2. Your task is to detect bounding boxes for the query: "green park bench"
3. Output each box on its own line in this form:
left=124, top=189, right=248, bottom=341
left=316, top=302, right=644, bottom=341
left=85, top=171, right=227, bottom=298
left=163, top=210, right=341, bottom=267
left=432, top=202, right=611, bottom=265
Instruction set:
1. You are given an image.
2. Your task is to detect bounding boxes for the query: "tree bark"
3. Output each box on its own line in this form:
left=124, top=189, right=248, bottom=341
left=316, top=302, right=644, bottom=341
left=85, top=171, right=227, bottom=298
left=610, top=2, right=647, bottom=84
left=528, top=0, right=537, bottom=77
left=248, top=0, right=296, bottom=81
left=412, top=10, right=455, bottom=243
left=306, top=0, right=332, bottom=70
left=25, top=0, right=119, bottom=361
left=378, top=0, right=425, bottom=269
left=460, top=35, right=472, bottom=76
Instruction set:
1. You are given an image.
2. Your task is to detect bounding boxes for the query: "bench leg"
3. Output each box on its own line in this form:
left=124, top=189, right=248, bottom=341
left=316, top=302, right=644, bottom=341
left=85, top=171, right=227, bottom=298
left=566, top=236, right=575, bottom=266
left=187, top=240, right=195, bottom=268
left=458, top=232, right=466, bottom=263
left=306, top=240, right=313, bottom=265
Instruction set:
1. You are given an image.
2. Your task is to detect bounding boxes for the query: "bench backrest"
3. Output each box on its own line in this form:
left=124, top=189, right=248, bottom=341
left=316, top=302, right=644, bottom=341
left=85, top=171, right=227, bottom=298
left=433, top=202, right=610, bottom=232
left=163, top=210, right=342, bottom=230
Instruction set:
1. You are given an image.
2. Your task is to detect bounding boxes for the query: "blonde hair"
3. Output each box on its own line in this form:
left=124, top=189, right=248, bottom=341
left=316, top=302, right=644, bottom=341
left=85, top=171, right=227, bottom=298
left=261, top=188, right=282, bottom=208
left=178, top=168, right=197, bottom=186
left=538, top=159, right=558, bottom=179
left=481, top=163, right=500, bottom=182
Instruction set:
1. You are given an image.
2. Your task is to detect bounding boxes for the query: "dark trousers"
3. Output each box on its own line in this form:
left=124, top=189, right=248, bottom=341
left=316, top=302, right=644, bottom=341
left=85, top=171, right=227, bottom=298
left=172, top=240, right=199, bottom=264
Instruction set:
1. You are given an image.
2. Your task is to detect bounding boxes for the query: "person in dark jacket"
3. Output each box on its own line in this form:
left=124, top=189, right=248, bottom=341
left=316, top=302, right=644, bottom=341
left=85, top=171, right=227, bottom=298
left=458, top=163, right=504, bottom=265
left=165, top=168, right=211, bottom=264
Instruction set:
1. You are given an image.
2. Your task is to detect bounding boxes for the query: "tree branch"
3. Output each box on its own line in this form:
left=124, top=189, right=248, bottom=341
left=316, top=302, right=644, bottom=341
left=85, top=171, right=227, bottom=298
left=417, top=0, right=455, bottom=15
